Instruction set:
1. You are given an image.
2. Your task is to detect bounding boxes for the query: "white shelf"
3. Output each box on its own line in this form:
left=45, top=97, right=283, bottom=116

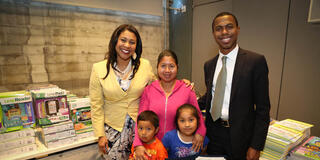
left=3, top=136, right=98, bottom=160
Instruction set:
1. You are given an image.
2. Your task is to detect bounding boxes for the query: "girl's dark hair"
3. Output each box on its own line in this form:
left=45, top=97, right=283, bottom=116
left=157, top=49, right=178, bottom=68
left=137, top=110, right=159, bottom=128
left=103, top=24, right=142, bottom=80
left=175, top=104, right=200, bottom=132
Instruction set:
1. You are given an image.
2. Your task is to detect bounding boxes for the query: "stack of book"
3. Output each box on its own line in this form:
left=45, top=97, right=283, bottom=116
left=260, top=119, right=313, bottom=160
left=288, top=136, right=320, bottom=160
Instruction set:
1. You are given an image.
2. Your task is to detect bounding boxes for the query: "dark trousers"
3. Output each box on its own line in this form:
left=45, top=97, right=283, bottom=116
left=206, top=119, right=246, bottom=160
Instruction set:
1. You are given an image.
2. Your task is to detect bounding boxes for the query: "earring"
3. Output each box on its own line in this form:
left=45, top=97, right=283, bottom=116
left=132, top=52, right=137, bottom=60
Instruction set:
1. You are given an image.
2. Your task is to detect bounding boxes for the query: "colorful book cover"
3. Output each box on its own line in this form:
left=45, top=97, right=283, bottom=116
left=0, top=91, right=35, bottom=132
left=68, top=98, right=92, bottom=133
left=268, top=124, right=303, bottom=143
left=0, top=105, right=4, bottom=133
left=33, top=96, right=69, bottom=125
left=277, top=119, right=313, bottom=133
left=293, top=136, right=320, bottom=160
left=31, top=87, right=70, bottom=125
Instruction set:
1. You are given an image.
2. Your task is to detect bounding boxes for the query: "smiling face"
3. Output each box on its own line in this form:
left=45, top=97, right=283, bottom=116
left=137, top=120, right=158, bottom=144
left=115, top=30, right=137, bottom=63
left=157, top=56, right=178, bottom=83
left=213, top=15, right=240, bottom=55
left=177, top=108, right=198, bottom=137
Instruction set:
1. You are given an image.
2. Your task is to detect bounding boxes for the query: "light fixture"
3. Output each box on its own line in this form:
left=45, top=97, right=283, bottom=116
left=168, top=0, right=186, bottom=14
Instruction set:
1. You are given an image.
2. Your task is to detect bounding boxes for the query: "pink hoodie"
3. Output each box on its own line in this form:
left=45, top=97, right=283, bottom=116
left=133, top=80, right=206, bottom=147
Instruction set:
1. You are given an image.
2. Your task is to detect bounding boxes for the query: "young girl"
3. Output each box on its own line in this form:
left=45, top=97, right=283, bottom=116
left=162, top=104, right=209, bottom=159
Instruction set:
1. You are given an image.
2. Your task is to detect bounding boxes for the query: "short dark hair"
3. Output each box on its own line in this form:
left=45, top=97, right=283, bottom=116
left=175, top=104, right=200, bottom=132
left=157, top=49, right=178, bottom=68
left=137, top=110, right=159, bottom=128
left=212, top=12, right=238, bottom=32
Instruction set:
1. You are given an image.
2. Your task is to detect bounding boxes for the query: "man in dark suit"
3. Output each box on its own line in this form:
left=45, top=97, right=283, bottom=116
left=198, top=12, right=270, bottom=160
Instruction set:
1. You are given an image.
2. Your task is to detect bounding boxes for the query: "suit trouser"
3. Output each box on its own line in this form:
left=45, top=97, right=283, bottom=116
left=206, top=119, right=246, bottom=160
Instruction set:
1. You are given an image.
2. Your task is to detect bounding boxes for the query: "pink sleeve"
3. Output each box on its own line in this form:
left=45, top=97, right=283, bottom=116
left=133, top=88, right=150, bottom=147
left=189, top=90, right=206, bottom=137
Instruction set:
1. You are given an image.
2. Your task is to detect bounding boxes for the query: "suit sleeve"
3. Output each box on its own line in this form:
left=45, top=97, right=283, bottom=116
left=198, top=62, right=209, bottom=110
left=189, top=90, right=206, bottom=137
left=89, top=64, right=105, bottom=138
left=251, top=55, right=271, bottom=150
left=133, top=87, right=150, bottom=147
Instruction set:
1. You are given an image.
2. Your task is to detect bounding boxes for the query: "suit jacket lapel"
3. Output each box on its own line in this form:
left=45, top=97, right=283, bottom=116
left=208, top=57, right=218, bottom=90
left=205, top=56, right=218, bottom=113
left=230, top=48, right=246, bottom=106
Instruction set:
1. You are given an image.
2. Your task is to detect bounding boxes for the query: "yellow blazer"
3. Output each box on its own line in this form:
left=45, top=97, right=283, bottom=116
left=89, top=58, right=154, bottom=137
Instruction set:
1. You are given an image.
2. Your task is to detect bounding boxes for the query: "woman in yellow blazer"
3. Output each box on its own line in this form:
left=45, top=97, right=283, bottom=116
left=89, top=24, right=155, bottom=159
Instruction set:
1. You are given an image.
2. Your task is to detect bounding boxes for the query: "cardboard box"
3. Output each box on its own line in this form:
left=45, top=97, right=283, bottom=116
left=47, top=136, right=77, bottom=148
left=0, top=136, right=35, bottom=151
left=33, top=96, right=69, bottom=125
left=68, top=98, right=92, bottom=133
left=0, top=128, right=35, bottom=142
left=31, top=88, right=70, bottom=126
left=0, top=91, right=36, bottom=132
left=41, top=120, right=74, bottom=135
left=0, top=144, right=37, bottom=158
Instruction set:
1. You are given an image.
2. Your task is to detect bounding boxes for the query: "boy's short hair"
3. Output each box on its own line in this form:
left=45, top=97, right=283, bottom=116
left=137, top=110, right=159, bottom=128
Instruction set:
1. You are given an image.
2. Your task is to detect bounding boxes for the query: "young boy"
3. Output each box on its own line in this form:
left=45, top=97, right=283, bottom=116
left=129, top=111, right=168, bottom=160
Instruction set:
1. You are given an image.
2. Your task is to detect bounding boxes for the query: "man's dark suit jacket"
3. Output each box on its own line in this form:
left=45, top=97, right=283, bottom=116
left=198, top=48, right=270, bottom=158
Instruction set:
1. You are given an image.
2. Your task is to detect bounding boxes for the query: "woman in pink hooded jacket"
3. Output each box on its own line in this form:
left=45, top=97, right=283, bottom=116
left=133, top=50, right=206, bottom=160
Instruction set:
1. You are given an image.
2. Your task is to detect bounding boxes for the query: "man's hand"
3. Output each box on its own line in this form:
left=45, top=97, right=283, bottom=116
left=98, top=136, right=108, bottom=154
left=246, top=147, right=260, bottom=160
left=182, top=79, right=195, bottom=90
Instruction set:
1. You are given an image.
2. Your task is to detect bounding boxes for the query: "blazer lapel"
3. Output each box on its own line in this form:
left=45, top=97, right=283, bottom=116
left=208, top=57, right=218, bottom=90
left=205, top=56, right=218, bottom=112
left=230, top=48, right=246, bottom=105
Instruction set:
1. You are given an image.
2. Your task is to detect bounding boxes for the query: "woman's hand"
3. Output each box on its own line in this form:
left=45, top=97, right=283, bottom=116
left=182, top=79, right=195, bottom=90
left=134, top=146, right=150, bottom=160
left=192, top=133, right=204, bottom=153
left=98, top=136, right=108, bottom=154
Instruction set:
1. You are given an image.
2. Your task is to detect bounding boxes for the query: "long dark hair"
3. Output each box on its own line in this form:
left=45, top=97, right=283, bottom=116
left=103, top=24, right=142, bottom=80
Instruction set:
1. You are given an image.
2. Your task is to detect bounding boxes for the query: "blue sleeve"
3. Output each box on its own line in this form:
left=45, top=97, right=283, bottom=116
left=162, top=132, right=170, bottom=149
left=204, top=136, right=210, bottom=147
